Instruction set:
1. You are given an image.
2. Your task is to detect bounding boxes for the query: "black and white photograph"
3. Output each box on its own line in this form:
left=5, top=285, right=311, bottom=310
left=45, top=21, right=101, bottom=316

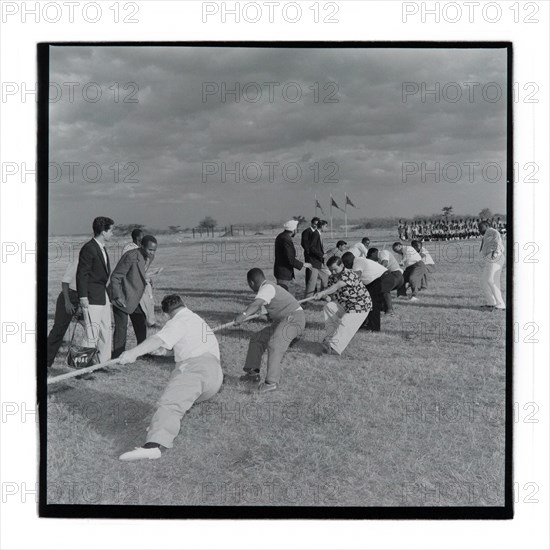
left=38, top=42, right=513, bottom=518
left=1, top=0, right=549, bottom=548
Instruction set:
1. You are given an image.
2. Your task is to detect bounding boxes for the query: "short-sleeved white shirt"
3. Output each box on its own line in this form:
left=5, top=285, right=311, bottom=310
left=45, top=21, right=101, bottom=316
left=400, top=246, right=422, bottom=268
left=420, top=246, right=435, bottom=265
left=352, top=257, right=387, bottom=285
left=348, top=242, right=369, bottom=258
left=155, top=307, right=220, bottom=365
left=62, top=259, right=79, bottom=291
left=379, top=250, right=402, bottom=273
left=256, top=282, right=276, bottom=304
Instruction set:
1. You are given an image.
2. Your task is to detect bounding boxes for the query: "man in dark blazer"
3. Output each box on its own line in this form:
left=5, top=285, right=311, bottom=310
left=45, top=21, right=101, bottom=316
left=301, top=217, right=320, bottom=292
left=109, top=235, right=158, bottom=358
left=76, top=216, right=115, bottom=362
left=304, top=219, right=327, bottom=298
left=274, top=220, right=311, bottom=297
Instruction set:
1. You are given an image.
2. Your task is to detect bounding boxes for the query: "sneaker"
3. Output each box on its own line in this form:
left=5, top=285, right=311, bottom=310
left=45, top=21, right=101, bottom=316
left=119, top=446, right=162, bottom=462
left=257, top=381, right=278, bottom=393
left=409, top=296, right=419, bottom=302
left=240, top=371, right=261, bottom=383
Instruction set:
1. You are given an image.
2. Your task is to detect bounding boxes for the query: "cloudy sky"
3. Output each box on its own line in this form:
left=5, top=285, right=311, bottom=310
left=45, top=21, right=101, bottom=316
left=48, top=45, right=508, bottom=235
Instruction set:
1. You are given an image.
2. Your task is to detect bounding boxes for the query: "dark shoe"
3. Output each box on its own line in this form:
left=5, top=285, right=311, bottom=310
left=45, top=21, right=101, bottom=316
left=288, top=337, right=301, bottom=349
left=322, top=342, right=336, bottom=354
left=240, top=371, right=261, bottom=383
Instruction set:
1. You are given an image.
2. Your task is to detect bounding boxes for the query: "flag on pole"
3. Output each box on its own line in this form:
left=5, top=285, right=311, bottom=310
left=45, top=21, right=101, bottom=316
left=315, top=198, right=325, bottom=214
left=331, top=196, right=344, bottom=212
left=345, top=194, right=357, bottom=208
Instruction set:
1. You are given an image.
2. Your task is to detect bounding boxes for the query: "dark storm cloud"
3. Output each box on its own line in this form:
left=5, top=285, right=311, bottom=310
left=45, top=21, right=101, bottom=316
left=48, top=46, right=507, bottom=234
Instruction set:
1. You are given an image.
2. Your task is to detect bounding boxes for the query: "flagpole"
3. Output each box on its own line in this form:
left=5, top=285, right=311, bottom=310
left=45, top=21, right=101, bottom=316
left=315, top=193, right=318, bottom=218
left=345, top=193, right=348, bottom=238
left=330, top=194, right=333, bottom=238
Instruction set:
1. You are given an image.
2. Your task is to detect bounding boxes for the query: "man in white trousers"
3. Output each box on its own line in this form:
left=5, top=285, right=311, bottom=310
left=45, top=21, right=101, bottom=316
left=76, top=216, right=114, bottom=362
left=116, top=294, right=223, bottom=461
left=478, top=221, right=506, bottom=310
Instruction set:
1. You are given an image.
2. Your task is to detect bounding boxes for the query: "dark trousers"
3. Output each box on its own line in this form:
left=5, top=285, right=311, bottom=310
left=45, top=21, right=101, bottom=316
left=379, top=271, right=398, bottom=313
left=391, top=270, right=405, bottom=291
left=397, top=261, right=426, bottom=297
left=47, top=289, right=80, bottom=368
left=421, top=264, right=436, bottom=289
left=112, top=304, right=147, bottom=358
left=364, top=278, right=383, bottom=332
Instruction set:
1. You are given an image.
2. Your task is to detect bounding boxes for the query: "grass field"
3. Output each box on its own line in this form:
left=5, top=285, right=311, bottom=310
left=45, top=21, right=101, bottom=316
left=46, top=229, right=507, bottom=507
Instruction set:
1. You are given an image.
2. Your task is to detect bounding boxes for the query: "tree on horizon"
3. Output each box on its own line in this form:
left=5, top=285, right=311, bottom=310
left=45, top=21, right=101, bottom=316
left=442, top=206, right=454, bottom=220
left=114, top=223, right=145, bottom=236
left=198, top=216, right=217, bottom=229
left=478, top=208, right=493, bottom=220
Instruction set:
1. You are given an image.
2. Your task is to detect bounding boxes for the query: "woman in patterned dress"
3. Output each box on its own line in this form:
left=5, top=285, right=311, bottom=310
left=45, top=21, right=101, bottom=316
left=314, top=256, right=372, bottom=355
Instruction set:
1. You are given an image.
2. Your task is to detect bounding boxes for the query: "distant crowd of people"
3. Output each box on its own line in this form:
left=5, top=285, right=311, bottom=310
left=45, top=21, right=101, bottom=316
left=397, top=217, right=507, bottom=241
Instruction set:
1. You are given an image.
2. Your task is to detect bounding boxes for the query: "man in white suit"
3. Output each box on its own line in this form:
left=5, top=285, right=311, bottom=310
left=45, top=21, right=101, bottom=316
left=478, top=221, right=505, bottom=310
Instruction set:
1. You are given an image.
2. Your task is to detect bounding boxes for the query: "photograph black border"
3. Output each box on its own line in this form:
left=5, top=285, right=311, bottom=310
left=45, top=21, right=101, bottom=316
left=37, top=41, right=513, bottom=520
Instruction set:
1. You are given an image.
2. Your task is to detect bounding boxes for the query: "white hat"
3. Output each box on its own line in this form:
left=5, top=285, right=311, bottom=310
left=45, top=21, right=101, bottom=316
left=284, top=220, right=299, bottom=231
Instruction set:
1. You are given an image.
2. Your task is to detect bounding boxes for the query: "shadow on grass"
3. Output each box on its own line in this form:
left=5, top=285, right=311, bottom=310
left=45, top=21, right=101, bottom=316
left=141, top=354, right=176, bottom=370
left=48, top=386, right=152, bottom=448
left=46, top=363, right=128, bottom=395
left=396, top=300, right=486, bottom=312
left=290, top=339, right=325, bottom=356
left=381, top=327, right=504, bottom=344
left=155, top=287, right=253, bottom=300
left=422, top=293, right=483, bottom=300
left=221, top=374, right=262, bottom=395
left=222, top=374, right=245, bottom=387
